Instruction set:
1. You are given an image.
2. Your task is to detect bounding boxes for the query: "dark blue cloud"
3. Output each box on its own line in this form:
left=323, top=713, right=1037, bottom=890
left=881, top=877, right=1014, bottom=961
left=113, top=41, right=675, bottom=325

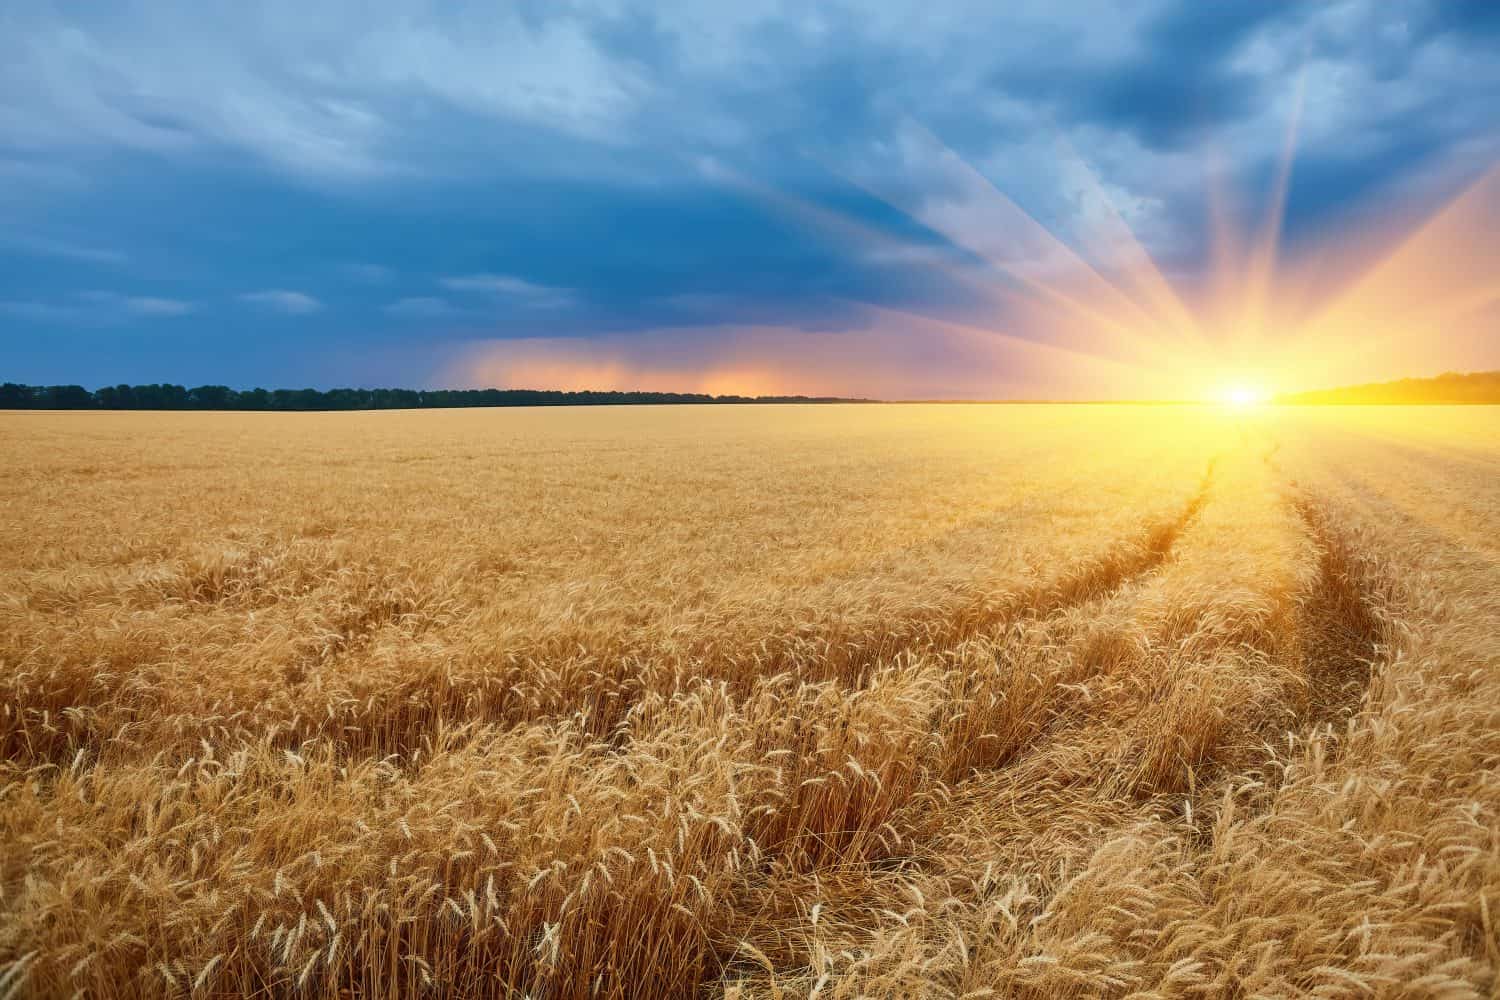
left=991, top=4, right=1298, bottom=152
left=1084, top=5, right=1294, bottom=150
left=1415, top=1, right=1500, bottom=40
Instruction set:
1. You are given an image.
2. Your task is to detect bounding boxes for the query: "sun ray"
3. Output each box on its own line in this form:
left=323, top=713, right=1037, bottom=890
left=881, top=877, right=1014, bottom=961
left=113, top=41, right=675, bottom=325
left=707, top=112, right=1498, bottom=401
left=1048, top=133, right=1207, bottom=352
left=1202, top=144, right=1248, bottom=340
left=1238, top=63, right=1307, bottom=356
left=706, top=155, right=1179, bottom=374
left=851, top=300, right=1169, bottom=397
left=805, top=123, right=1185, bottom=364
left=1293, top=165, right=1500, bottom=366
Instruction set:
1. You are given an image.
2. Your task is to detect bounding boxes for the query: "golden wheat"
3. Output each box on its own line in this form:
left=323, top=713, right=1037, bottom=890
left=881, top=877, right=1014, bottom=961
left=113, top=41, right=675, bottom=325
left=1, top=404, right=1496, bottom=998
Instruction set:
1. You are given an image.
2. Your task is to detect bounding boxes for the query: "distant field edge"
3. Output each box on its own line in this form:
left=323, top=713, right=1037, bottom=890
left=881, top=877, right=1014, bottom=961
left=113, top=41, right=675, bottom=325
left=6, top=368, right=1499, bottom=410
left=1274, top=369, right=1500, bottom=405
left=0, top=383, right=881, bottom=411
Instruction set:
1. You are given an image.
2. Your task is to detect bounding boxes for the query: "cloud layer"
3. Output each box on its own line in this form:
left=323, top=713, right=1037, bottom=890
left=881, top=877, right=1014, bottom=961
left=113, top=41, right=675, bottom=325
left=2, top=1, right=1497, bottom=395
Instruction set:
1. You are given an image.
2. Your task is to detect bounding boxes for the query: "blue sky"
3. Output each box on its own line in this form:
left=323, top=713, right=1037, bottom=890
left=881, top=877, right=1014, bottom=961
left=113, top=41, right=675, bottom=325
left=3, top=1, right=1498, bottom=397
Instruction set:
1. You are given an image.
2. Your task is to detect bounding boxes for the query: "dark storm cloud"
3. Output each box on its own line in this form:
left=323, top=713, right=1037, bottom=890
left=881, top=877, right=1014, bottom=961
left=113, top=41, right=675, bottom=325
left=991, top=3, right=1298, bottom=151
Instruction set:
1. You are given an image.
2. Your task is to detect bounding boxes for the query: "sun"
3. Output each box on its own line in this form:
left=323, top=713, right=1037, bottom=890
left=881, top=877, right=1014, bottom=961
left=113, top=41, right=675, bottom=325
left=1215, top=383, right=1271, bottom=409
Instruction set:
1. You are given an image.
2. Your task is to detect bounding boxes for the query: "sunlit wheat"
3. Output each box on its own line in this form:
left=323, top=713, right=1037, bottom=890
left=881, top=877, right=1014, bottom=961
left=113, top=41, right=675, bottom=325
left=1, top=404, right=1497, bottom=998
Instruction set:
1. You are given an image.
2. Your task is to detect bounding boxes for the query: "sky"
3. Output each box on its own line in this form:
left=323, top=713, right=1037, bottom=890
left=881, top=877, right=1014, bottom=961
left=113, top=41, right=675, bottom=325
left=2, top=0, right=1498, bottom=399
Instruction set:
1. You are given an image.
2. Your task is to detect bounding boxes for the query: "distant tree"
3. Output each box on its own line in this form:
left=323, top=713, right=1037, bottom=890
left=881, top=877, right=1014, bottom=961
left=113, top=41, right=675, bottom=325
left=39, top=385, right=94, bottom=408
left=188, top=385, right=236, bottom=409
left=0, top=383, right=35, bottom=408
left=127, top=383, right=189, bottom=409
left=95, top=384, right=136, bottom=408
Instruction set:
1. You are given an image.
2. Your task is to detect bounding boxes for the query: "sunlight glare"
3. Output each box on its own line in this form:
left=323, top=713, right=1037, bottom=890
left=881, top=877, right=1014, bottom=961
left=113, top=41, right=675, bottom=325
left=1217, top=383, right=1270, bottom=409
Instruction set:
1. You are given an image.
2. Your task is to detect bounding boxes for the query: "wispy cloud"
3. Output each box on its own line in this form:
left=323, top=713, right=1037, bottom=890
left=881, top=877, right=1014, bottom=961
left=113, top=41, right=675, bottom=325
left=239, top=290, right=323, bottom=315
left=2, top=291, right=193, bottom=323
left=440, top=273, right=575, bottom=309
left=649, top=292, right=737, bottom=313
left=0, top=6, right=647, bottom=182
left=122, top=296, right=193, bottom=316
left=384, top=296, right=459, bottom=319
left=343, top=263, right=393, bottom=283
left=0, top=300, right=87, bottom=323
left=1, top=234, right=126, bottom=265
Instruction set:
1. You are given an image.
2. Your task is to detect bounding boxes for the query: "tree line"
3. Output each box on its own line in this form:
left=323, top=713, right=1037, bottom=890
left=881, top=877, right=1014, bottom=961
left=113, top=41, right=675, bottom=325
left=0, top=383, right=876, bottom=411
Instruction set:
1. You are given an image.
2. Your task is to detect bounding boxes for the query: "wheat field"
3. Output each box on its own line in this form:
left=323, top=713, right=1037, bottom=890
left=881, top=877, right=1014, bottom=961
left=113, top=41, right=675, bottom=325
left=1, top=404, right=1497, bottom=998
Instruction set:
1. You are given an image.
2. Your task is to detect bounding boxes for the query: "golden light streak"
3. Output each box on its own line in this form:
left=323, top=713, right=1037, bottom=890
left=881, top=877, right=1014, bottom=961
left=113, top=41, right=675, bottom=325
left=1048, top=134, right=1207, bottom=350
left=1202, top=144, right=1248, bottom=339
left=698, top=156, right=1025, bottom=317
left=822, top=122, right=1184, bottom=370
left=706, top=154, right=1194, bottom=378
left=853, top=302, right=1171, bottom=399
left=1294, top=166, right=1500, bottom=365
left=1237, top=66, right=1306, bottom=355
